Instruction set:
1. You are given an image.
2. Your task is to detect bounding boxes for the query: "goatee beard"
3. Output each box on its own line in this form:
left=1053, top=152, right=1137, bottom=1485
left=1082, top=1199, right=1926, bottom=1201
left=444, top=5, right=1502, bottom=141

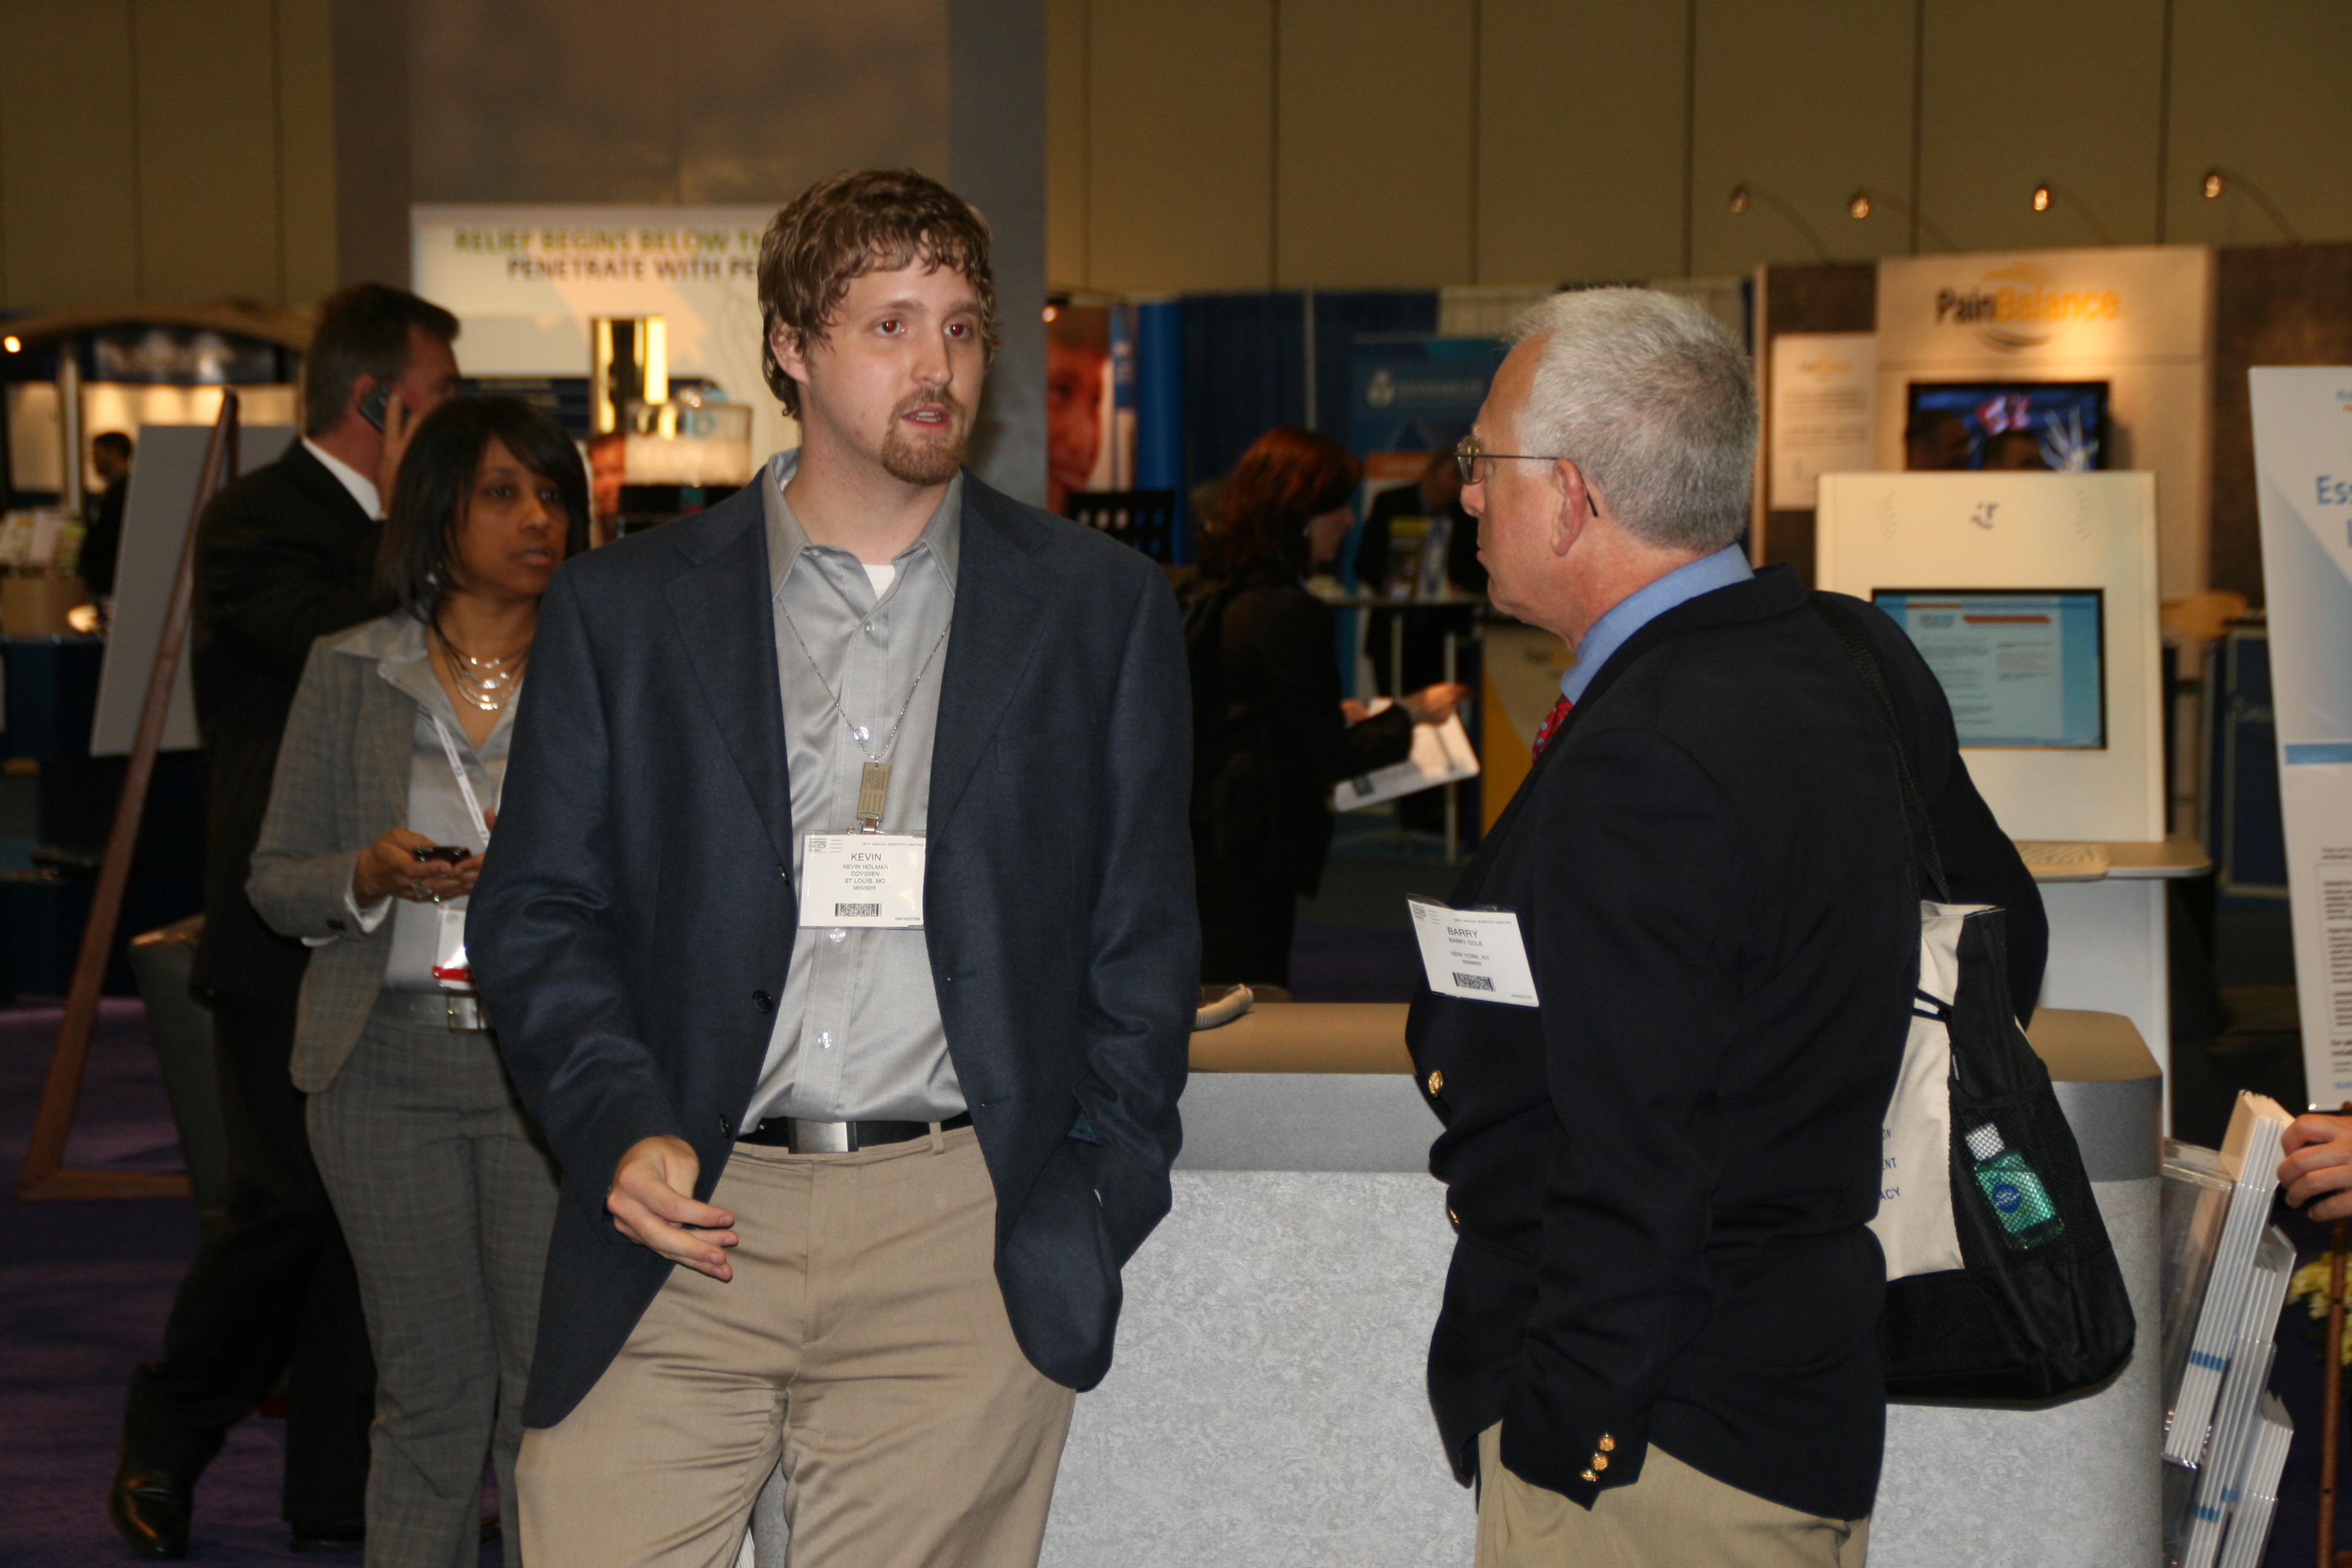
left=880, top=396, right=969, bottom=485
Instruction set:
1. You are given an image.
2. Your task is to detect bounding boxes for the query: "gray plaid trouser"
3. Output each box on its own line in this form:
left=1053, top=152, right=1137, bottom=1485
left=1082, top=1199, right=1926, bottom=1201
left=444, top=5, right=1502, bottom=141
left=308, top=1001, right=561, bottom=1568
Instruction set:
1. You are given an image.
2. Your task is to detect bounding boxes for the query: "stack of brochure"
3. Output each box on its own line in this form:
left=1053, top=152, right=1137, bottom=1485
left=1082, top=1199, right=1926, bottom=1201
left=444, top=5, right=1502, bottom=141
left=2178, top=1228, right=2296, bottom=1568
left=2166, top=1093, right=2294, bottom=1466
left=2215, top=1395, right=2295, bottom=1568
left=2159, top=1141, right=2235, bottom=1423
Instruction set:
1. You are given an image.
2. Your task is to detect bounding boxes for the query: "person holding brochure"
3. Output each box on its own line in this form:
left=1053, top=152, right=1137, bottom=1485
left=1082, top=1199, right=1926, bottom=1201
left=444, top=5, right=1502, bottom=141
left=1186, top=426, right=1465, bottom=988
left=466, top=168, right=1196, bottom=1568
left=1406, top=288, right=2041, bottom=1567
left=247, top=396, right=585, bottom=1568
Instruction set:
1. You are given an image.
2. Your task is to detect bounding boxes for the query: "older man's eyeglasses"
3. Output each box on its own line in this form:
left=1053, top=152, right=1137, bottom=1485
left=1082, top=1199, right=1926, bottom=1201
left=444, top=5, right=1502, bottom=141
left=1455, top=434, right=1564, bottom=487
left=1454, top=434, right=1599, bottom=514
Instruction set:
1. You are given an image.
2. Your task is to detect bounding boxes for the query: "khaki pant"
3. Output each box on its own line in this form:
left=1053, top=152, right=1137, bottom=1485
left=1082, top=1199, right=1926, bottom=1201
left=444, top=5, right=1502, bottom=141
left=1476, top=1423, right=1870, bottom=1568
left=517, top=1127, right=1075, bottom=1568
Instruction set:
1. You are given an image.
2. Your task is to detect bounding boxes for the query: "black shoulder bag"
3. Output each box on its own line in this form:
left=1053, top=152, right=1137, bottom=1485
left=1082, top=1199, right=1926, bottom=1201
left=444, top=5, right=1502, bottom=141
left=1812, top=595, right=2137, bottom=1400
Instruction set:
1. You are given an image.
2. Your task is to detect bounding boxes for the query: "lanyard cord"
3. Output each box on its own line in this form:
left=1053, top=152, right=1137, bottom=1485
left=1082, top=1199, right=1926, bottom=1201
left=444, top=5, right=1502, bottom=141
left=429, top=713, right=494, bottom=847
left=776, top=601, right=952, bottom=775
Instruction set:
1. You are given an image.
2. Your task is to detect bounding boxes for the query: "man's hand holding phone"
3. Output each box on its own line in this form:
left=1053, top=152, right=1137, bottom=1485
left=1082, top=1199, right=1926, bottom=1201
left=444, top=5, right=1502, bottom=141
left=371, top=383, right=422, bottom=506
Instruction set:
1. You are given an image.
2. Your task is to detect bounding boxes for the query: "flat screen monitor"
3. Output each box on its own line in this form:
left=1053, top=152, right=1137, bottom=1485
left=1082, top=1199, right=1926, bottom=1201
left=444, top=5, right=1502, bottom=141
left=1870, top=589, right=2106, bottom=750
left=1904, top=381, right=2108, bottom=472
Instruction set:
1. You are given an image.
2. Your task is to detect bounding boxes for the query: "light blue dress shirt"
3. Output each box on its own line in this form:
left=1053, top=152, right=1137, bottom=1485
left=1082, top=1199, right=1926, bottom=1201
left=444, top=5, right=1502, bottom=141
left=1559, top=544, right=1756, bottom=705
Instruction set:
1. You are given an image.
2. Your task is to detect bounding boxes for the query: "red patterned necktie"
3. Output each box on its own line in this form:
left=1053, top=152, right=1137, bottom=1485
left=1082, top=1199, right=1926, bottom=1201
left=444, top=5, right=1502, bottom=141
left=1532, top=693, right=1574, bottom=759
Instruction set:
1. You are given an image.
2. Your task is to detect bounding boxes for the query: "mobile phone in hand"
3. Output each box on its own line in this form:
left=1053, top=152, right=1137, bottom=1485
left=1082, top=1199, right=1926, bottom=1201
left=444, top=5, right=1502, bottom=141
left=412, top=844, right=471, bottom=863
left=359, top=383, right=393, bottom=430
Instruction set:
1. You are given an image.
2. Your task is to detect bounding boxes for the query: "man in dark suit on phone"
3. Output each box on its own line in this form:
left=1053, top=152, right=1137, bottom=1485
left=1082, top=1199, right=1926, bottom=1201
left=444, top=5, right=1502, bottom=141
left=109, top=284, right=460, bottom=1560
left=1408, top=289, right=2042, bottom=1567
left=470, top=169, right=1195, bottom=1567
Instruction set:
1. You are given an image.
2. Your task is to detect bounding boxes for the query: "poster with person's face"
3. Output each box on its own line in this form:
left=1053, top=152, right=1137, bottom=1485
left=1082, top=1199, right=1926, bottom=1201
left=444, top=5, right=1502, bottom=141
left=1046, top=301, right=1132, bottom=517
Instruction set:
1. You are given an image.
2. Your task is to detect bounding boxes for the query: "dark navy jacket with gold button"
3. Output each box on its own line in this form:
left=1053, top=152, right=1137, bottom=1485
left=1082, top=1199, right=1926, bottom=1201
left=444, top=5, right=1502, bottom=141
left=1407, top=567, right=2043, bottom=1520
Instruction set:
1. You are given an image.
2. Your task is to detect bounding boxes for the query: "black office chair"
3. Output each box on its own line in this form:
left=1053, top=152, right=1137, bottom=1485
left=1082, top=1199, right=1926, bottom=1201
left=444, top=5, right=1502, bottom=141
left=1065, top=489, right=1178, bottom=563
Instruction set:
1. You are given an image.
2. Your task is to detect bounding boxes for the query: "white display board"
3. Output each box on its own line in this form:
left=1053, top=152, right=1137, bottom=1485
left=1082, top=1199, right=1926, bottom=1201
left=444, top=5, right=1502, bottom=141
left=1815, top=471, right=2165, bottom=843
left=2249, top=368, right=2352, bottom=1108
left=91, top=424, right=297, bottom=756
left=1768, top=332, right=1875, bottom=510
left=411, top=205, right=797, bottom=469
left=1873, top=246, right=2212, bottom=599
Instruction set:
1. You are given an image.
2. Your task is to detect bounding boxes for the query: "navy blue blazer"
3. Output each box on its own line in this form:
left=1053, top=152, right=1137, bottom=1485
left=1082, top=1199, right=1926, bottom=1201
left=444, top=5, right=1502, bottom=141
left=469, top=471, right=1198, bottom=1426
left=1407, top=567, right=2044, bottom=1521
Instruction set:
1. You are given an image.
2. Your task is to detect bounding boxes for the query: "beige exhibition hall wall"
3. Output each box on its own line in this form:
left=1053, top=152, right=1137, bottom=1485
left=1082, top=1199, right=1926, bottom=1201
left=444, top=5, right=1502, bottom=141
left=0, top=0, right=953, bottom=315
left=407, top=0, right=949, bottom=208
left=10, top=2, right=2346, bottom=310
left=1048, top=0, right=2352, bottom=294
left=0, top=0, right=336, bottom=312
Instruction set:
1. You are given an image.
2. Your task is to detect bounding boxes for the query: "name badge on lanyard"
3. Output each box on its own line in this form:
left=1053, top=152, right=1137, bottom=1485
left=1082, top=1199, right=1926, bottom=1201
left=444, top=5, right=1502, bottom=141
left=428, top=715, right=494, bottom=990
left=799, top=832, right=926, bottom=929
left=1408, top=896, right=1540, bottom=1006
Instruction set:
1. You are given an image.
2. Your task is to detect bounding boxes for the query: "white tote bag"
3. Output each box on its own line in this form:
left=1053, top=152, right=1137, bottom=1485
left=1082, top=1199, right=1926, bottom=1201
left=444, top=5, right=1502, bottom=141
left=1866, top=901, right=1982, bottom=1280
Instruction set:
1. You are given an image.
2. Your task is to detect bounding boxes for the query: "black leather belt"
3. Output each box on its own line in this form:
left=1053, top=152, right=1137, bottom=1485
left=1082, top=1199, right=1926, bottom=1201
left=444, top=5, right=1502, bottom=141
left=739, top=1111, right=972, bottom=1152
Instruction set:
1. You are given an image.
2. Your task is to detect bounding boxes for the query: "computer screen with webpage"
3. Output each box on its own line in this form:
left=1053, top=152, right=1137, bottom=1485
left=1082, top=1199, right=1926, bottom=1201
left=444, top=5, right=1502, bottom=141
left=1870, top=589, right=2106, bottom=750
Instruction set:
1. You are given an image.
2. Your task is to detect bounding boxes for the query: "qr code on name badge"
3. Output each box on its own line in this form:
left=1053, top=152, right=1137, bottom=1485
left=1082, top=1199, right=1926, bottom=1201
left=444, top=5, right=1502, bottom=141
left=835, top=903, right=880, bottom=918
left=1452, top=973, right=1494, bottom=992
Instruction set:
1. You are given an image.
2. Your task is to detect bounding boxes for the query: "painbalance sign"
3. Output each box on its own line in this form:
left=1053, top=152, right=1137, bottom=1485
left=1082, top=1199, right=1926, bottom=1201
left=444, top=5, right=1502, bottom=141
left=1875, top=244, right=2215, bottom=597
left=1930, top=261, right=2122, bottom=352
left=1883, top=246, right=2207, bottom=364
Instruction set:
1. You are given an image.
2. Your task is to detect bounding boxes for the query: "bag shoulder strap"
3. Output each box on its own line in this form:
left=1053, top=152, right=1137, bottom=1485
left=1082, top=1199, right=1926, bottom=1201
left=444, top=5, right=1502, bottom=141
left=1808, top=593, right=1951, bottom=903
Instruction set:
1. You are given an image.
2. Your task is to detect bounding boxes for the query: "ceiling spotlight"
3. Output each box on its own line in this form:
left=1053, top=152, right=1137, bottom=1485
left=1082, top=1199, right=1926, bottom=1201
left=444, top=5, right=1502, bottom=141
left=2201, top=166, right=2301, bottom=242
left=1, top=336, right=18, bottom=354
left=2031, top=185, right=2053, bottom=212
left=1041, top=304, right=1059, bottom=322
left=1848, top=192, right=1873, bottom=220
left=1728, top=185, right=1751, bottom=214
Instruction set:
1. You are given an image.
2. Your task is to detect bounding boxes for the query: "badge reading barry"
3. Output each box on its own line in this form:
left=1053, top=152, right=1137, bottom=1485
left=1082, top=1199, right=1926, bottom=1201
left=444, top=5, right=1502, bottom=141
left=1408, top=896, right=1539, bottom=1006
left=800, top=834, right=926, bottom=929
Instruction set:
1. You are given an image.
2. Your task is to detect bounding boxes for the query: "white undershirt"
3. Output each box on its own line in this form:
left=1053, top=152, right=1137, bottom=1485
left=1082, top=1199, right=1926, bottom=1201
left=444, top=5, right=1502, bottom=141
left=862, top=561, right=898, bottom=598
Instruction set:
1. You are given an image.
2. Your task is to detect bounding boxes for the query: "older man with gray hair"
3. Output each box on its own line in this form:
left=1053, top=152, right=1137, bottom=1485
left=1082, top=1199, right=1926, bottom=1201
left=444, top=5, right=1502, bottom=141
left=1404, top=289, right=2040, bottom=1566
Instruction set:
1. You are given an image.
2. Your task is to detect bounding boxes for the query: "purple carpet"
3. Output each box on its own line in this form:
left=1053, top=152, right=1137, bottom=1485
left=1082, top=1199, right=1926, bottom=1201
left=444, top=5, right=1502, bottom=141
left=0, top=1002, right=423, bottom=1566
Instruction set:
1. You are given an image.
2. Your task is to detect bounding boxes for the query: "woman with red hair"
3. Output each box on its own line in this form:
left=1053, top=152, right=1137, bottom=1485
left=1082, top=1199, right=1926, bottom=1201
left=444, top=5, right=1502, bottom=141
left=1187, top=427, right=1465, bottom=987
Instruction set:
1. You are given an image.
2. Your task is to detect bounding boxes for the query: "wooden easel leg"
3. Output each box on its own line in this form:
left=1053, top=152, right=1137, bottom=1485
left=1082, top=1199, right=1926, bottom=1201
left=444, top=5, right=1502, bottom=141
left=15, top=393, right=235, bottom=1203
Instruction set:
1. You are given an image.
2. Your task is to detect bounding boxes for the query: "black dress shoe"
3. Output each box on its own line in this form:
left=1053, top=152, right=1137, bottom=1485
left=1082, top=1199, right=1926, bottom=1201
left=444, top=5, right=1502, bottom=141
left=106, top=1454, right=191, bottom=1560
left=288, top=1518, right=365, bottom=1552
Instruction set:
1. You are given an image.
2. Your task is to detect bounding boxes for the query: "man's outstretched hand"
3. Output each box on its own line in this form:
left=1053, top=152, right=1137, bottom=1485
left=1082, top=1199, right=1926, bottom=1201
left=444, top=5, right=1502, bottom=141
left=609, top=1135, right=738, bottom=1279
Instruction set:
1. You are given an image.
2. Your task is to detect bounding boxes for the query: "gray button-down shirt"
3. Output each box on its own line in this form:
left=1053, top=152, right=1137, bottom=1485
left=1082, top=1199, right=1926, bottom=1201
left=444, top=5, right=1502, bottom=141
left=743, top=451, right=966, bottom=1126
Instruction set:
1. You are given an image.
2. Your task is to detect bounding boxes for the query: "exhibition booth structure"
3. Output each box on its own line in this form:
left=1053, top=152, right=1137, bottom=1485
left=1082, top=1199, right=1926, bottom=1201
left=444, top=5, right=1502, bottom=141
left=1817, top=470, right=2209, bottom=1094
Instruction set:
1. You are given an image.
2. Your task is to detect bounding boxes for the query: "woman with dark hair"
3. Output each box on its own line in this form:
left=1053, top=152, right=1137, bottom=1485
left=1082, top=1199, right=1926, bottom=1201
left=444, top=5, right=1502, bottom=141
left=1189, top=426, right=1465, bottom=987
left=246, top=396, right=587, bottom=1568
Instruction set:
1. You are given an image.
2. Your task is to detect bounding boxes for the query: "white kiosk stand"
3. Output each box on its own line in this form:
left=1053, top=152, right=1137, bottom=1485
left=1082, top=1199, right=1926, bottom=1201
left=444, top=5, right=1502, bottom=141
left=1815, top=471, right=2209, bottom=1084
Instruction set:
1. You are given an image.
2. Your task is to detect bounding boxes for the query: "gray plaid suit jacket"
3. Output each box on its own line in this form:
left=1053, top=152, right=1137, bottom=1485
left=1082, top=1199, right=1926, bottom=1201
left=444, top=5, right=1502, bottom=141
left=246, top=613, right=425, bottom=1093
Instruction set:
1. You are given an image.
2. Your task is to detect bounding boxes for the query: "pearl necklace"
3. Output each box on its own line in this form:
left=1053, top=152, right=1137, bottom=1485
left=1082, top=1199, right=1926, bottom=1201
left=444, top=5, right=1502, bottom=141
left=433, top=622, right=527, bottom=713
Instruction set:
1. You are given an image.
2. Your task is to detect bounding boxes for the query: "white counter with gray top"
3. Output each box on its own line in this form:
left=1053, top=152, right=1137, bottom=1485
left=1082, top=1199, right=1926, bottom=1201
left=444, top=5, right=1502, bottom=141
left=1035, top=1004, right=2162, bottom=1568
